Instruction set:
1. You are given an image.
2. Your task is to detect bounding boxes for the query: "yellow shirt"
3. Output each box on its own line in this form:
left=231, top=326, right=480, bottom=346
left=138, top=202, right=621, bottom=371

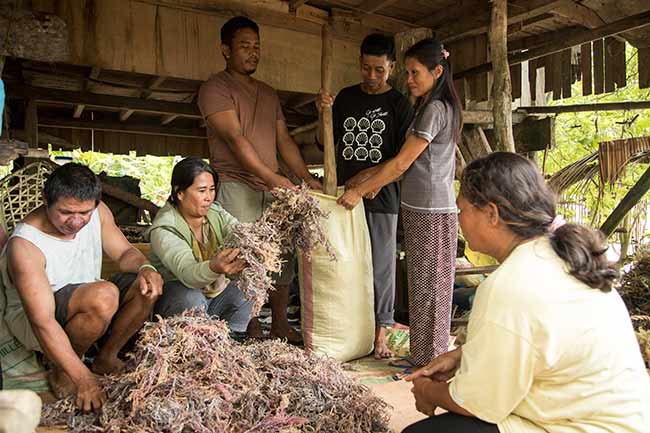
left=450, top=237, right=650, bottom=433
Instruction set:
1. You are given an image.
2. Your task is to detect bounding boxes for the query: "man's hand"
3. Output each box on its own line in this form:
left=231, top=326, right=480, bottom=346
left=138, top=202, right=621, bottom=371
left=75, top=371, right=106, bottom=412
left=268, top=174, right=296, bottom=190
left=337, top=188, right=363, bottom=210
left=404, top=347, right=462, bottom=382
left=210, top=248, right=246, bottom=275
left=411, top=377, right=437, bottom=416
left=135, top=267, right=163, bottom=299
left=306, top=177, right=323, bottom=191
left=345, top=169, right=374, bottom=190
left=315, top=89, right=334, bottom=113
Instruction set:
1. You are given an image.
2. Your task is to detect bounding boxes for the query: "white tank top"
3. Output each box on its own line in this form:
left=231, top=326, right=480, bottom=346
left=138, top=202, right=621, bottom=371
left=10, top=208, right=103, bottom=292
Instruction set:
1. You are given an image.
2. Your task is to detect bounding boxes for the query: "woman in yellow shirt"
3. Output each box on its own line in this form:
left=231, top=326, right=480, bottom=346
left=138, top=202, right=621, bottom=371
left=403, top=152, right=650, bottom=433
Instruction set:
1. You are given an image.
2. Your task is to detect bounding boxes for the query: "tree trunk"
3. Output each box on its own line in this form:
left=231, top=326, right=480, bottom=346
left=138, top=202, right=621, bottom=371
left=489, top=0, right=515, bottom=152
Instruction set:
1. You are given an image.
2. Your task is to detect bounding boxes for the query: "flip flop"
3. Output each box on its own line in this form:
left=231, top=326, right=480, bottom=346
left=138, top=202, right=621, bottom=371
left=388, top=356, right=419, bottom=370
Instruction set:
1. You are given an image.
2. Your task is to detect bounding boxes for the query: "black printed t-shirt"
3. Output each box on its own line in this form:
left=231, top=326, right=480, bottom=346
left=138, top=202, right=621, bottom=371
left=331, top=85, right=413, bottom=214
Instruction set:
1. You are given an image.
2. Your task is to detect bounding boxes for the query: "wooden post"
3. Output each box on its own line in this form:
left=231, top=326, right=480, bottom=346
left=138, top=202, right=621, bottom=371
left=25, top=99, right=38, bottom=148
left=320, top=24, right=337, bottom=196
left=600, top=165, right=650, bottom=237
left=489, top=0, right=515, bottom=152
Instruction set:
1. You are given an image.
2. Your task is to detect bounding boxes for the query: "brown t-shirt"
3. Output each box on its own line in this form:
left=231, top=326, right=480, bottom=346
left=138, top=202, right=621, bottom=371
left=198, top=71, right=285, bottom=190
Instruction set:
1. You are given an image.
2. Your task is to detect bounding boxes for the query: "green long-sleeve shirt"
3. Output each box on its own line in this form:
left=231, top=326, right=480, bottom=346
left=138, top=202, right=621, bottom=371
left=146, top=202, right=238, bottom=293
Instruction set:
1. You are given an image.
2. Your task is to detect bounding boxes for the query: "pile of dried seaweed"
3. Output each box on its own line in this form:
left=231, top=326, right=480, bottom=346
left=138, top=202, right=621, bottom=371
left=618, top=244, right=650, bottom=368
left=636, top=328, right=650, bottom=369
left=224, top=183, right=336, bottom=315
left=41, top=311, right=390, bottom=433
left=619, top=244, right=650, bottom=318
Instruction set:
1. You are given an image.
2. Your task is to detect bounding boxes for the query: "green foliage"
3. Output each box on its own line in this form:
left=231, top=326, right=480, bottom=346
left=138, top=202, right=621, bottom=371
left=50, top=148, right=180, bottom=206
left=545, top=45, right=650, bottom=229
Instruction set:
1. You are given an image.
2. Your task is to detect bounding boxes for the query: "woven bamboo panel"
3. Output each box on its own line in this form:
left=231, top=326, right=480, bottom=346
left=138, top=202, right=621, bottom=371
left=0, top=162, right=54, bottom=233
left=599, top=136, right=650, bottom=185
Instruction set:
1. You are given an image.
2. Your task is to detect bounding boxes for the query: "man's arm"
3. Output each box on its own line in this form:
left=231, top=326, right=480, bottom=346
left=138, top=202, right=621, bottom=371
left=98, top=202, right=162, bottom=298
left=7, top=238, right=104, bottom=410
left=276, top=119, right=322, bottom=190
left=205, top=110, right=294, bottom=190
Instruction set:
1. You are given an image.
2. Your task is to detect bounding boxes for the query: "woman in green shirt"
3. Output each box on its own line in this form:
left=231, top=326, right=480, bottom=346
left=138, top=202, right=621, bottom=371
left=148, top=157, right=253, bottom=335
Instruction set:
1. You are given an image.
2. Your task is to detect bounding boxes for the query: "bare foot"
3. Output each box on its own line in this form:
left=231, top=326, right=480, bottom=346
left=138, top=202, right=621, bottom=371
left=374, top=326, right=393, bottom=359
left=91, top=354, right=125, bottom=375
left=48, top=367, right=76, bottom=399
left=247, top=317, right=264, bottom=339
left=271, top=326, right=303, bottom=344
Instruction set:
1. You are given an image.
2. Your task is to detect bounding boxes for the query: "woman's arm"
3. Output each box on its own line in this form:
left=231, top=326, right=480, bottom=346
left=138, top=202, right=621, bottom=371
left=411, top=378, right=474, bottom=417
left=337, top=134, right=429, bottom=209
left=150, top=228, right=225, bottom=290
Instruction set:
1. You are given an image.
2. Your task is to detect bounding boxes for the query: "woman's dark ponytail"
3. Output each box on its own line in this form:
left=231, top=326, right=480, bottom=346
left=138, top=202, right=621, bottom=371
left=460, top=152, right=619, bottom=292
left=549, top=224, right=618, bottom=292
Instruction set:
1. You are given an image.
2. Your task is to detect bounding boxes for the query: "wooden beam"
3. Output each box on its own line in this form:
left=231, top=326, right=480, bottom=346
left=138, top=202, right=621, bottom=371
left=521, top=101, right=650, bottom=114
left=462, top=125, right=492, bottom=160
left=25, top=99, right=38, bottom=148
left=119, top=109, right=135, bottom=122
left=160, top=114, right=179, bottom=125
left=550, top=2, right=604, bottom=29
left=101, top=182, right=160, bottom=217
left=593, top=39, right=605, bottom=94
left=640, top=47, right=650, bottom=89
left=141, top=76, right=167, bottom=99
left=455, top=10, right=650, bottom=79
left=86, top=67, right=101, bottom=91
left=136, top=0, right=414, bottom=42
left=489, top=0, right=515, bottom=152
left=6, top=85, right=202, bottom=118
left=600, top=165, right=650, bottom=237
left=290, top=120, right=318, bottom=136
left=581, top=43, right=592, bottom=96
left=431, top=0, right=572, bottom=43
left=289, top=0, right=307, bottom=12
left=38, top=117, right=206, bottom=139
left=320, top=24, right=337, bottom=196
left=355, top=0, right=400, bottom=15
left=289, top=94, right=317, bottom=110
left=73, top=105, right=85, bottom=119
left=11, top=129, right=76, bottom=150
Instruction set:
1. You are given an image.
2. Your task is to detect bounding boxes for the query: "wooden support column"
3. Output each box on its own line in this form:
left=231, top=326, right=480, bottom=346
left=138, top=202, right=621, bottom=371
left=320, top=24, right=337, bottom=196
left=600, top=166, right=650, bottom=237
left=25, top=99, right=38, bottom=148
left=489, top=0, right=515, bottom=152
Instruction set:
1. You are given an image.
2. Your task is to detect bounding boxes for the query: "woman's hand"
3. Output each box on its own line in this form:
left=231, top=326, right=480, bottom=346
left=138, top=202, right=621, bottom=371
left=306, top=177, right=323, bottom=191
left=404, top=347, right=462, bottom=382
left=337, top=188, right=363, bottom=210
left=210, top=248, right=246, bottom=275
left=411, top=377, right=437, bottom=416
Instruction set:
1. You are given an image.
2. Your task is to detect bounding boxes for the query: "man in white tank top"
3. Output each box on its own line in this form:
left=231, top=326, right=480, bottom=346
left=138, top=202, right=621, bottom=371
left=1, top=163, right=163, bottom=412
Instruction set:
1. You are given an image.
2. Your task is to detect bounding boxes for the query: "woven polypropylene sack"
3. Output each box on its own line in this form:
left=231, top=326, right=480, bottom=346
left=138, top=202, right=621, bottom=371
left=299, top=189, right=374, bottom=362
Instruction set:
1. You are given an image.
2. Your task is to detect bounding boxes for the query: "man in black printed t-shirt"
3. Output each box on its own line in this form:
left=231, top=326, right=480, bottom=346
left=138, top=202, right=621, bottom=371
left=317, top=33, right=413, bottom=358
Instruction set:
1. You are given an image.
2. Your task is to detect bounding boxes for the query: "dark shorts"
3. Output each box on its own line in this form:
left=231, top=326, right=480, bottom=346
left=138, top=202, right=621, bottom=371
left=53, top=273, right=137, bottom=326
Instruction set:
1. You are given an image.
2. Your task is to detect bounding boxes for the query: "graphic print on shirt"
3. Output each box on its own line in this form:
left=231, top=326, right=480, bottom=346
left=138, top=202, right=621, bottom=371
left=341, top=108, right=388, bottom=163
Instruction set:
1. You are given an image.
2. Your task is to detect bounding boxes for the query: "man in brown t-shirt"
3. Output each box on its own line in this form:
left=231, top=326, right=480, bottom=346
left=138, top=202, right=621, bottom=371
left=198, top=16, right=321, bottom=342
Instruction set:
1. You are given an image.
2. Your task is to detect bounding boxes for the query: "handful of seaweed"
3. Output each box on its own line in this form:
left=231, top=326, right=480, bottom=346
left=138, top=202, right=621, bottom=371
left=224, top=183, right=336, bottom=315
left=41, top=311, right=390, bottom=433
